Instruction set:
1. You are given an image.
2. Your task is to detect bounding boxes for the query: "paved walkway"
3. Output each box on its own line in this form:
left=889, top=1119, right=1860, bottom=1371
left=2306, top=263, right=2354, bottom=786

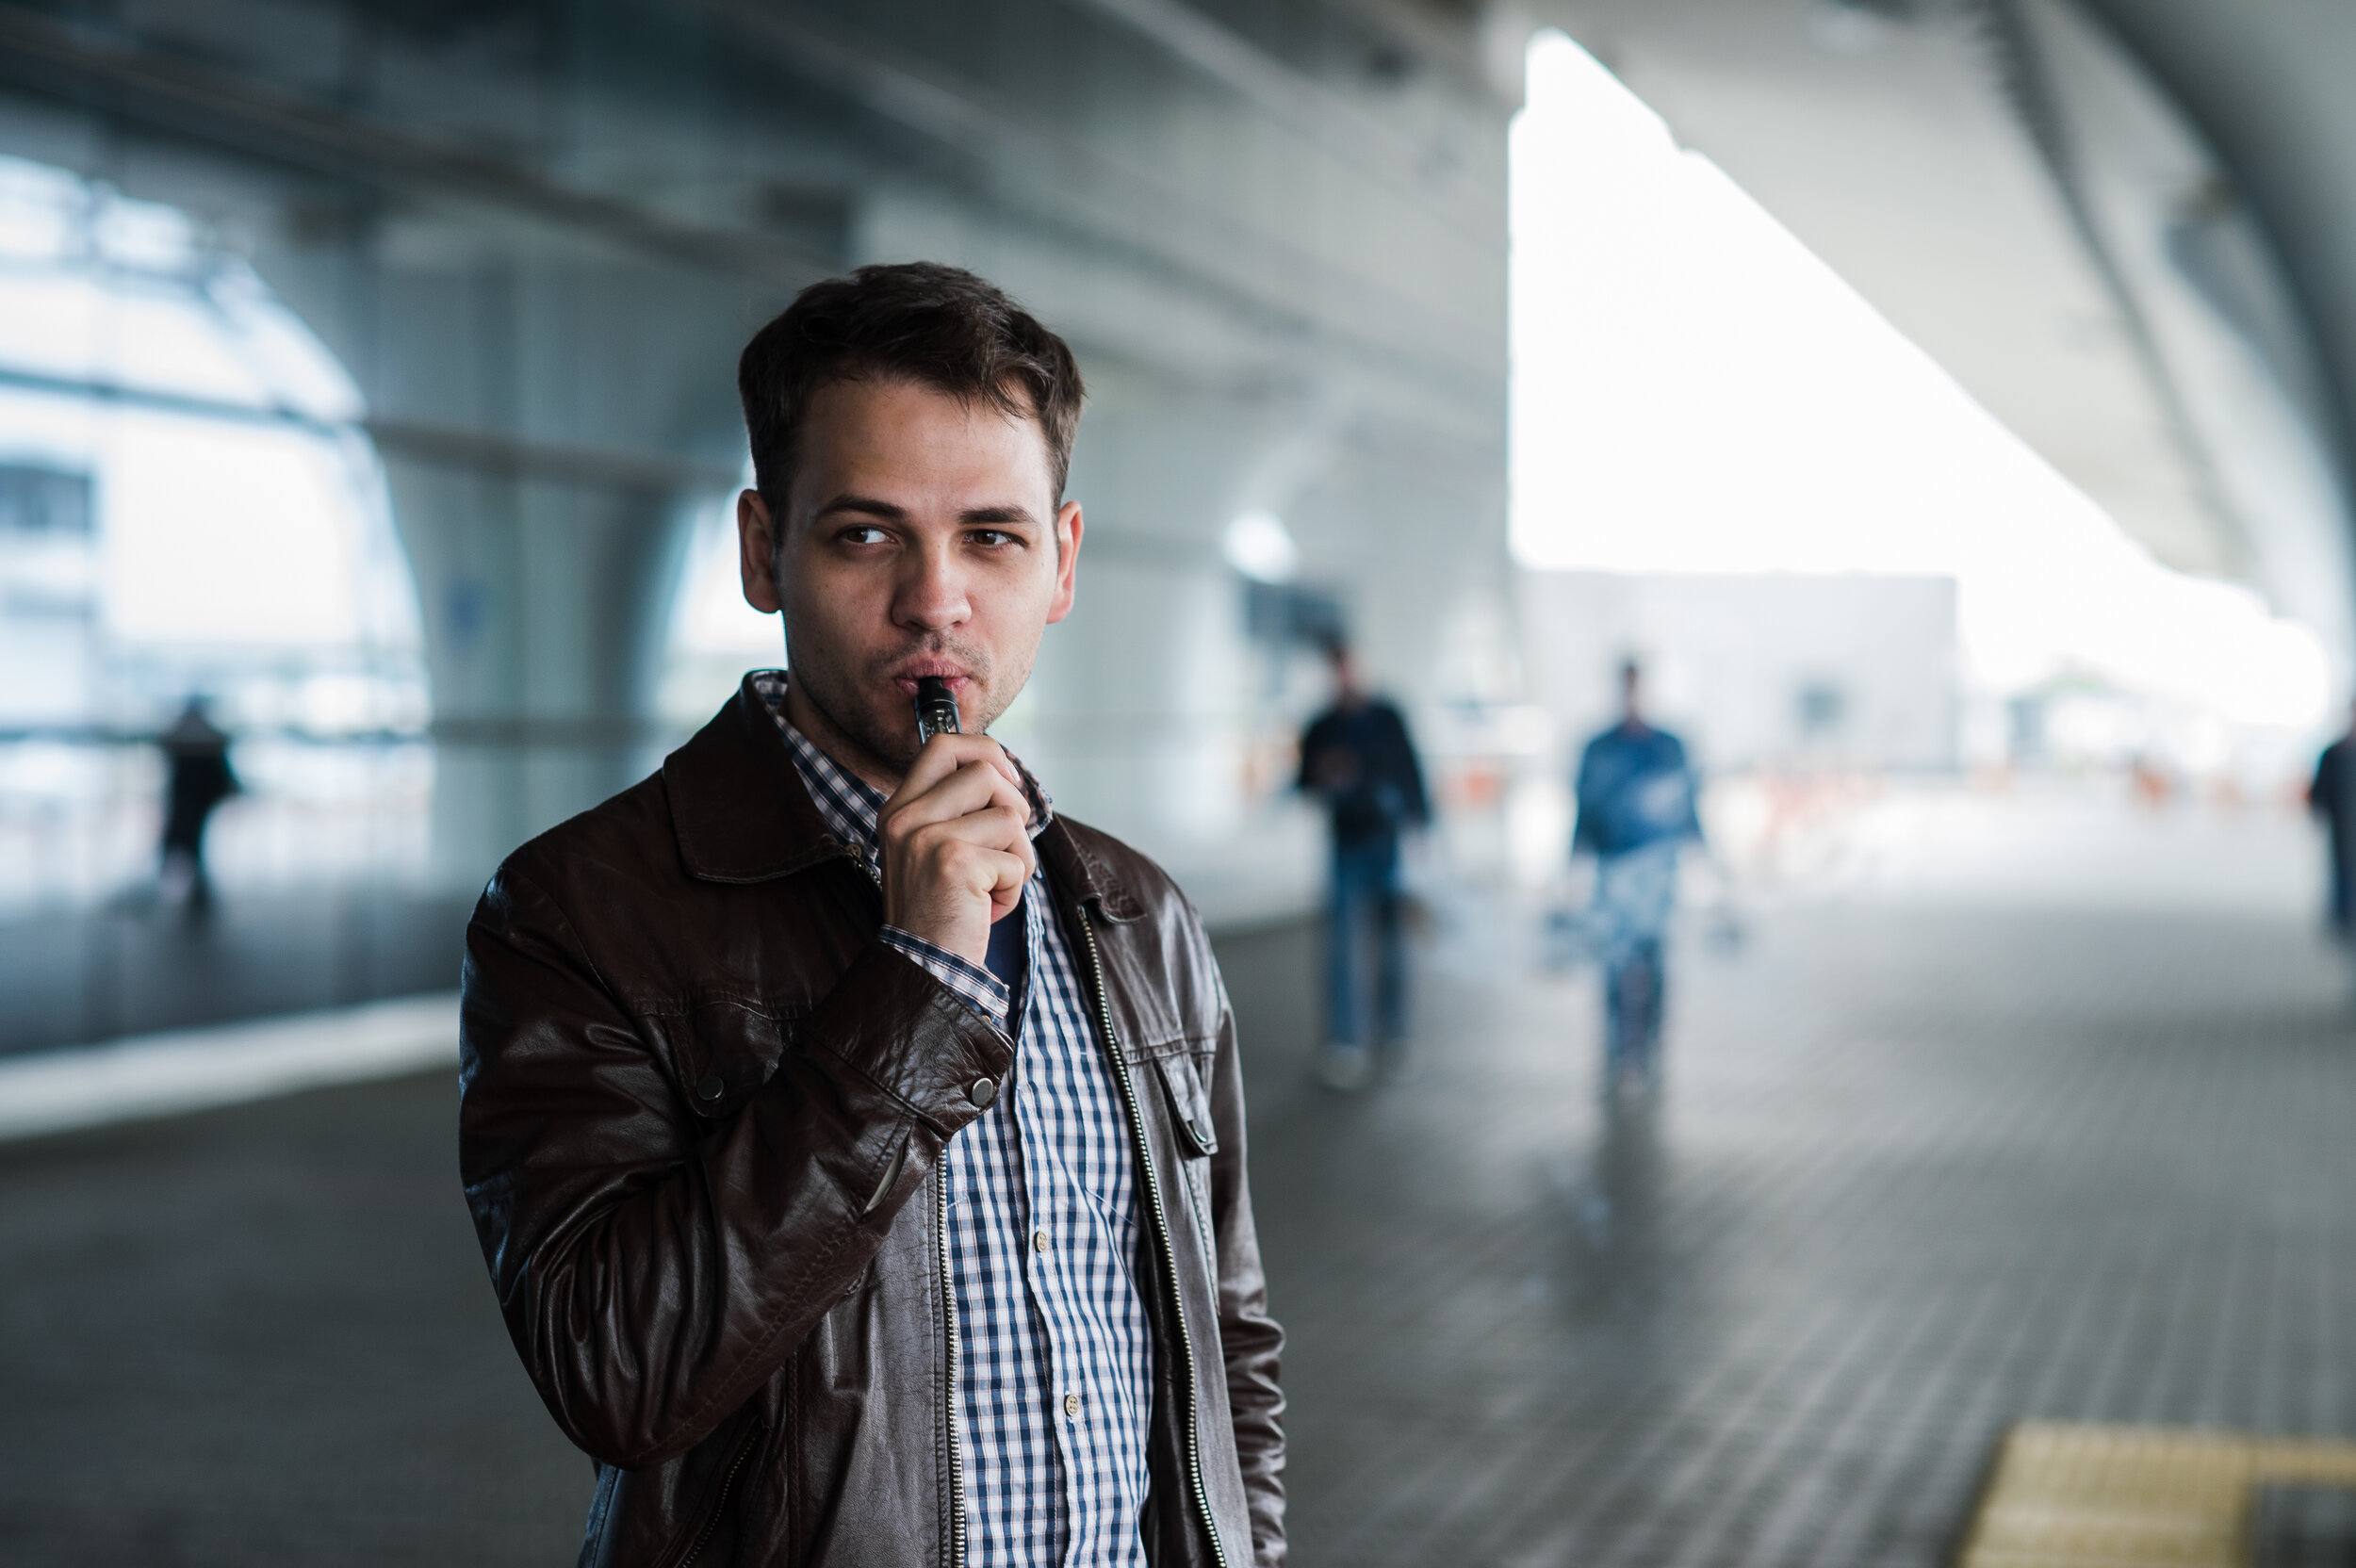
left=1248, top=898, right=2356, bottom=1567
left=2, top=835, right=2351, bottom=1563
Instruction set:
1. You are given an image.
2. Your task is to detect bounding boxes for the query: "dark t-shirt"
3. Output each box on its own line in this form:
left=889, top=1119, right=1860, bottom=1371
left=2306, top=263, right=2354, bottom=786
left=985, top=893, right=1029, bottom=1018
left=1299, top=698, right=1430, bottom=846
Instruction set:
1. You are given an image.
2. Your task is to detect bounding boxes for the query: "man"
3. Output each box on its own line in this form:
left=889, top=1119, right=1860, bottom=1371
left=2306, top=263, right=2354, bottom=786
left=156, top=694, right=237, bottom=913
left=1296, top=639, right=1429, bottom=1090
left=2312, top=701, right=2356, bottom=938
left=1571, top=661, right=1701, bottom=1094
left=459, top=264, right=1284, bottom=1568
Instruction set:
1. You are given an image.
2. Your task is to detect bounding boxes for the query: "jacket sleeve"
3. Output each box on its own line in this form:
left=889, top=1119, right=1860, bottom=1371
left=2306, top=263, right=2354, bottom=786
left=1295, top=716, right=1324, bottom=797
left=457, top=860, right=1013, bottom=1470
left=1388, top=706, right=1431, bottom=828
left=1674, top=738, right=1705, bottom=843
left=1570, top=739, right=1599, bottom=857
left=1205, top=982, right=1287, bottom=1564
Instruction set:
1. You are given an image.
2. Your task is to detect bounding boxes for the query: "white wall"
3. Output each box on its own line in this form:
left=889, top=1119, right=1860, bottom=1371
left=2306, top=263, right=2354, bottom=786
left=1517, top=571, right=1959, bottom=773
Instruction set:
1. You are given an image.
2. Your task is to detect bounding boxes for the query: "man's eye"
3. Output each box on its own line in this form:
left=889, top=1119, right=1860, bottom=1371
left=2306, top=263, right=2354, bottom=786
left=839, top=526, right=891, bottom=546
left=968, top=530, right=1019, bottom=547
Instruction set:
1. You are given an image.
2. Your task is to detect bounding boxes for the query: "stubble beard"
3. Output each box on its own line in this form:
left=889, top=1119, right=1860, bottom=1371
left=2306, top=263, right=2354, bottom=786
left=789, top=630, right=1010, bottom=781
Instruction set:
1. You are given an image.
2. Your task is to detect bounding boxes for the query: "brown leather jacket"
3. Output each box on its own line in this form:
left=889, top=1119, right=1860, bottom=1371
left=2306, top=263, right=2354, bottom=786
left=459, top=676, right=1285, bottom=1568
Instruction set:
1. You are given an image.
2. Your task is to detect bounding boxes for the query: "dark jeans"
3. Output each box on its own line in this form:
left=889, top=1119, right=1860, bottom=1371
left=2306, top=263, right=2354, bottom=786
left=159, top=800, right=221, bottom=908
left=2332, top=826, right=2354, bottom=936
left=1326, top=836, right=1407, bottom=1048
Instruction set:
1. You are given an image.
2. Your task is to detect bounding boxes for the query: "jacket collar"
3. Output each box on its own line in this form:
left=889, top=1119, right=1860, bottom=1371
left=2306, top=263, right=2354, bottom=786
left=663, top=673, right=854, bottom=884
left=1036, top=814, right=1144, bottom=922
left=663, top=670, right=1144, bottom=920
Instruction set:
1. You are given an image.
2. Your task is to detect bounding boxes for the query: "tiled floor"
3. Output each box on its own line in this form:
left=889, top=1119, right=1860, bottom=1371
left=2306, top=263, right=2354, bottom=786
left=0, top=888, right=2350, bottom=1564
left=1242, top=899, right=2356, bottom=1568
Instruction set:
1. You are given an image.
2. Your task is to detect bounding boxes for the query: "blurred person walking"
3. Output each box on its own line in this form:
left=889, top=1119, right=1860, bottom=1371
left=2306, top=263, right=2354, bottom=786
left=1299, top=638, right=1430, bottom=1089
left=156, top=695, right=237, bottom=915
left=1573, top=661, right=1701, bottom=1095
left=2311, top=701, right=2356, bottom=939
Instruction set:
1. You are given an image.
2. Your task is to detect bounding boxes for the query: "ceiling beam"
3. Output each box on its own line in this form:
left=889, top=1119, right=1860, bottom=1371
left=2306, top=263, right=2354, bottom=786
left=1061, top=0, right=1506, bottom=227
left=0, top=2, right=1497, bottom=409
left=0, top=6, right=834, bottom=286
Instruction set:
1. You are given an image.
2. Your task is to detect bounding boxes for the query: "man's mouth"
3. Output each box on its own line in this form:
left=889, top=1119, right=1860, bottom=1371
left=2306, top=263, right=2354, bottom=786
left=887, top=662, right=973, bottom=697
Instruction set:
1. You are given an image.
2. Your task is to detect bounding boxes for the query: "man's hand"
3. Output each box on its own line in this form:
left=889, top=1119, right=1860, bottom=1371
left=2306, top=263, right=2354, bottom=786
left=1305, top=744, right=1362, bottom=795
left=877, top=734, right=1036, bottom=965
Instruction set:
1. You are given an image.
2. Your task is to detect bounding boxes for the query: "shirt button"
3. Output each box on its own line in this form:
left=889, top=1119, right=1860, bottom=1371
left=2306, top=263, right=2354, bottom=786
left=1033, top=1230, right=1050, bottom=1253
left=1063, top=1392, right=1082, bottom=1418
left=968, top=1076, right=997, bottom=1108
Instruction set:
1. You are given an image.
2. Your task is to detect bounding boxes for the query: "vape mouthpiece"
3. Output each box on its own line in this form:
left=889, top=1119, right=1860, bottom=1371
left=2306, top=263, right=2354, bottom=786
left=914, top=677, right=962, bottom=743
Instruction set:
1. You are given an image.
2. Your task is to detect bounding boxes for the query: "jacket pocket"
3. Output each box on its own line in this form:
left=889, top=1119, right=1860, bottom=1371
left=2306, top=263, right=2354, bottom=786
left=587, top=1401, right=768, bottom=1568
left=664, top=1406, right=770, bottom=1568
left=1153, top=1054, right=1222, bottom=1303
left=659, top=1002, right=800, bottom=1122
left=1153, top=1052, right=1219, bottom=1158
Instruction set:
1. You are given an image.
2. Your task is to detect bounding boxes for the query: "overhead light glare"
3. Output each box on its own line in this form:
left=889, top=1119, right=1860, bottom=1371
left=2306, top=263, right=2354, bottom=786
left=1223, top=510, right=1298, bottom=583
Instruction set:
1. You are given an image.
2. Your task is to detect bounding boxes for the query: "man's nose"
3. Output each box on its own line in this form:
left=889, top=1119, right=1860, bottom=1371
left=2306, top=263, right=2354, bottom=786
left=892, top=539, right=972, bottom=632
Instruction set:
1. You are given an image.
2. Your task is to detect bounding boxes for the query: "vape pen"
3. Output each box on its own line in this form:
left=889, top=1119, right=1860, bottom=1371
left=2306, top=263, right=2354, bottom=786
left=914, top=676, right=961, bottom=744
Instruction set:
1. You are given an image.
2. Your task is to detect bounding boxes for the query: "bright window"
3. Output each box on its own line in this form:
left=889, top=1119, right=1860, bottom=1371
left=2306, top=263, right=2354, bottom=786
left=1509, top=33, right=2328, bottom=735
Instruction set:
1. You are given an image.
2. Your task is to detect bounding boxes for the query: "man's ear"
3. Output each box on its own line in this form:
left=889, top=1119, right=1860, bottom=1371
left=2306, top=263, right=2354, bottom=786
left=738, top=489, right=783, bottom=613
left=1045, top=500, right=1083, bottom=626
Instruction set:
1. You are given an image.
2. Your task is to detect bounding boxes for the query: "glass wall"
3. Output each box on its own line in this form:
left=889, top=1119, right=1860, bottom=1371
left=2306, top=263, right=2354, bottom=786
left=0, top=155, right=427, bottom=916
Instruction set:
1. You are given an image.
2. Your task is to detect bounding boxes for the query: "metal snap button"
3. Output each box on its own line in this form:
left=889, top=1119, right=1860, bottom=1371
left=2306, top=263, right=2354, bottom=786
left=695, top=1073, right=725, bottom=1102
left=968, top=1076, right=997, bottom=1107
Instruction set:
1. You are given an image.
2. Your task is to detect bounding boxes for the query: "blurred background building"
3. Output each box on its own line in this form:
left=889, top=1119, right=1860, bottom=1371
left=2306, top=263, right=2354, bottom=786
left=4, top=0, right=2351, bottom=1042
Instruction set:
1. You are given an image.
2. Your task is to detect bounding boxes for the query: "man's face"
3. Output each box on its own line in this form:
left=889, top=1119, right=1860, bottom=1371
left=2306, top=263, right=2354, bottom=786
left=1329, top=649, right=1360, bottom=700
left=737, top=376, right=1081, bottom=781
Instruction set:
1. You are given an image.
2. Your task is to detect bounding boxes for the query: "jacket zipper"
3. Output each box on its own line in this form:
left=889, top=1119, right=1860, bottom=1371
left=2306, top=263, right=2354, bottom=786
left=885, top=906, right=966, bottom=1568
left=677, top=1414, right=766, bottom=1568
left=939, top=1165, right=968, bottom=1568
left=1078, top=911, right=1233, bottom=1568
left=850, top=845, right=966, bottom=1565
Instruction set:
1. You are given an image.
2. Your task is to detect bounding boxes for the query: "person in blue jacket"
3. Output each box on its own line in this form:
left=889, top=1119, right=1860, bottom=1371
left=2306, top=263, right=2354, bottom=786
left=1572, top=661, right=1701, bottom=1093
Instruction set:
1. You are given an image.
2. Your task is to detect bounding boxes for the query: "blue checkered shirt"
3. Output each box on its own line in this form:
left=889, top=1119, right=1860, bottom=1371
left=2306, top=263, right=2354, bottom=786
left=756, top=674, right=1153, bottom=1568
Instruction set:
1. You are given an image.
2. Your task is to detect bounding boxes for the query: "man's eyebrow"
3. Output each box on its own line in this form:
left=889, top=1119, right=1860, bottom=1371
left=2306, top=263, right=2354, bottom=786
left=959, top=505, right=1039, bottom=527
left=813, top=493, right=909, bottom=521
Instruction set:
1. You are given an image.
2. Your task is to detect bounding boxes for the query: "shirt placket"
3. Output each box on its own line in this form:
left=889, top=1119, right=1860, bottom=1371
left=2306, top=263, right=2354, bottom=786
left=1027, top=890, right=1145, bottom=1563
left=951, top=1054, right=1062, bottom=1564
left=1007, top=882, right=1083, bottom=1561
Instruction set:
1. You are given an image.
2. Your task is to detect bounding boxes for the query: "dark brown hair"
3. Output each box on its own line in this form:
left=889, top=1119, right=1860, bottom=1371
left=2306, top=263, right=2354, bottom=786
left=737, top=262, right=1086, bottom=510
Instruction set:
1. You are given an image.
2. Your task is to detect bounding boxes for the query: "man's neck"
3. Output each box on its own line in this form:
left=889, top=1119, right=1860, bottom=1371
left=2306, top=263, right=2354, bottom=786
left=782, top=676, right=907, bottom=797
